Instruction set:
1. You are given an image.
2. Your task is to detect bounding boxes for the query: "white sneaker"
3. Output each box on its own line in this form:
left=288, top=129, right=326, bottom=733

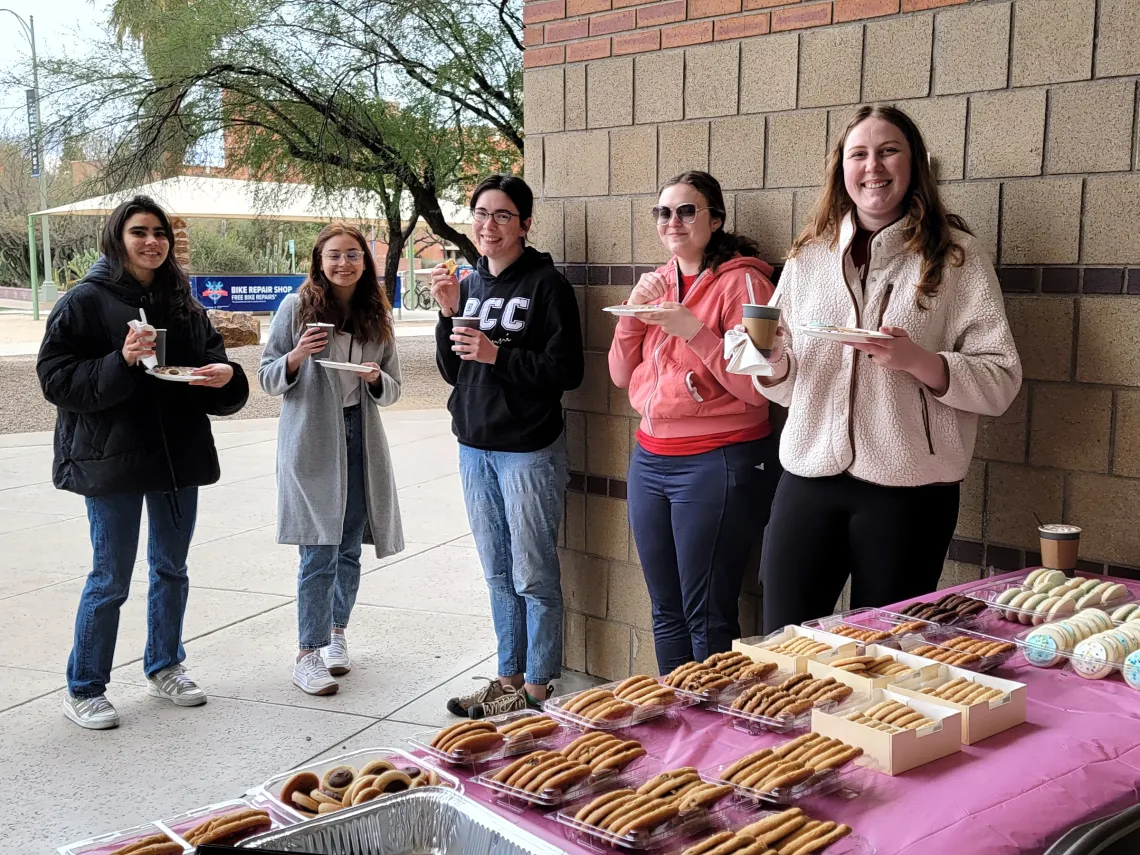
left=322, top=633, right=351, bottom=676
left=294, top=651, right=339, bottom=696
left=146, top=665, right=208, bottom=707
left=63, top=693, right=120, bottom=730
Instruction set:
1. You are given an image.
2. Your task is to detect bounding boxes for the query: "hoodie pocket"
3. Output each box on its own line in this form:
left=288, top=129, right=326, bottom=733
left=919, top=388, right=935, bottom=455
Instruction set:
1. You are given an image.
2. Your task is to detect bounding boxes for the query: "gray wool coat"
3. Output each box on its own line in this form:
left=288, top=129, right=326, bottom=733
left=258, top=294, right=404, bottom=558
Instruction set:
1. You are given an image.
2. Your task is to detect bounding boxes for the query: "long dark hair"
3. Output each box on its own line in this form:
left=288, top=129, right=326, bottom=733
left=791, top=105, right=971, bottom=308
left=659, top=171, right=760, bottom=274
left=297, top=223, right=392, bottom=345
left=101, top=195, right=201, bottom=318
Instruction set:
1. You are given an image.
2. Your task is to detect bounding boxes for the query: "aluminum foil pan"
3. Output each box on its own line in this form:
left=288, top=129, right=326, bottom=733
left=240, top=787, right=567, bottom=855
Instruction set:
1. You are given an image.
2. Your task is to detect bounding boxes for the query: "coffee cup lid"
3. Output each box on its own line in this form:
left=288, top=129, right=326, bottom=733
left=743, top=304, right=780, bottom=319
left=1039, top=523, right=1081, bottom=540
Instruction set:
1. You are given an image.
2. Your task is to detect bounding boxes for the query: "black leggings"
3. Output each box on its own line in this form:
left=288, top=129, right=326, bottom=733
left=760, top=472, right=960, bottom=632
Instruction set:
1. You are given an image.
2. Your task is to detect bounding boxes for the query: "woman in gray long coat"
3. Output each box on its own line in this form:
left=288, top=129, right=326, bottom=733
left=259, top=223, right=404, bottom=696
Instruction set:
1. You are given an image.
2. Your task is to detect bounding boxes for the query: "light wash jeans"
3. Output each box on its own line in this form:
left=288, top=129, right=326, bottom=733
left=68, top=488, right=198, bottom=697
left=459, top=436, right=567, bottom=685
left=297, top=405, right=367, bottom=650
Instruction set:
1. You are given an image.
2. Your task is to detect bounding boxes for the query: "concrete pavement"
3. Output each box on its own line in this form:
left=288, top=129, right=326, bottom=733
left=0, top=411, right=593, bottom=853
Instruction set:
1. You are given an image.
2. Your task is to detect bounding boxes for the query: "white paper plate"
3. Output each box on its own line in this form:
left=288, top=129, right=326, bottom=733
left=798, top=325, right=894, bottom=344
left=315, top=359, right=372, bottom=373
left=603, top=304, right=663, bottom=316
left=146, top=367, right=199, bottom=383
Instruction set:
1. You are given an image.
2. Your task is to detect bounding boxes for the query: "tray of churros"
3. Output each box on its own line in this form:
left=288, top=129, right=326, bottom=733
left=699, top=734, right=869, bottom=806
left=898, top=628, right=1018, bottom=673
left=549, top=767, right=737, bottom=850
left=675, top=807, right=872, bottom=855
left=664, top=652, right=780, bottom=703
left=545, top=676, right=700, bottom=730
left=472, top=731, right=651, bottom=807
left=716, top=673, right=861, bottom=734
left=803, top=609, right=939, bottom=648
left=409, top=711, right=565, bottom=765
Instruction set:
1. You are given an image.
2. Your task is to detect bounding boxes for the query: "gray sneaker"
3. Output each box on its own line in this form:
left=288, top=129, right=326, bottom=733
left=62, top=694, right=120, bottom=730
left=470, top=685, right=549, bottom=720
left=446, top=677, right=509, bottom=718
left=146, top=665, right=208, bottom=707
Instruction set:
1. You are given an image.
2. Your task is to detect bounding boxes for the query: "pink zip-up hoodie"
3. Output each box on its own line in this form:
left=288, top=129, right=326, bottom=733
left=609, top=255, right=776, bottom=439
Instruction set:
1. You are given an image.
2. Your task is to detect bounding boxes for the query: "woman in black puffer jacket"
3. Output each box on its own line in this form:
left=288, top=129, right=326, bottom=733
left=37, top=195, right=248, bottom=730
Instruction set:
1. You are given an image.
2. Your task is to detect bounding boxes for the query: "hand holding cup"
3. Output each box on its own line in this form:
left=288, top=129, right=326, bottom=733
left=122, top=324, right=156, bottom=367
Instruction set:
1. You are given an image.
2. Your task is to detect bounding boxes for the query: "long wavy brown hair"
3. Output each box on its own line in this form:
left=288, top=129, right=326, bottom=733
left=297, top=223, right=393, bottom=344
left=790, top=105, right=971, bottom=308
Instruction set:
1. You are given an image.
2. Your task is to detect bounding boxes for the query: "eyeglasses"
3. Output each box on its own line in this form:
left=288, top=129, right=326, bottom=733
left=651, top=204, right=718, bottom=225
left=473, top=208, right=520, bottom=225
left=323, top=250, right=365, bottom=263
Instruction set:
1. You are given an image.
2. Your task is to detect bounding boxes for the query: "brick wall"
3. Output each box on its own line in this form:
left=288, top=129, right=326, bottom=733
left=523, top=0, right=1140, bottom=679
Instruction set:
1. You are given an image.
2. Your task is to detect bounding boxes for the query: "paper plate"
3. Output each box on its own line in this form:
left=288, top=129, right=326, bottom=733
left=798, top=325, right=894, bottom=344
left=602, top=304, right=663, bottom=316
left=146, top=367, right=199, bottom=383
left=315, top=359, right=372, bottom=373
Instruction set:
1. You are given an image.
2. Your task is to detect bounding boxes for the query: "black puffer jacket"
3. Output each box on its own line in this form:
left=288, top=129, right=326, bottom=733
left=36, top=258, right=249, bottom=497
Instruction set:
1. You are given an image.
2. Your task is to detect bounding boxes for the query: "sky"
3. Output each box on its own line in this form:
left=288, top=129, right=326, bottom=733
left=0, top=0, right=105, bottom=139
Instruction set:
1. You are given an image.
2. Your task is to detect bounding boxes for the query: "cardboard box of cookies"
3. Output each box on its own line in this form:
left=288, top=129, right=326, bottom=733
left=733, top=627, right=858, bottom=674
left=811, top=688, right=962, bottom=776
left=807, top=644, right=942, bottom=694
left=889, top=666, right=1026, bottom=745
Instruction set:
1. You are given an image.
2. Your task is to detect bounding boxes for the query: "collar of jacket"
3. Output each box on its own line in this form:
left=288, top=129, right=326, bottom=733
left=837, top=211, right=910, bottom=263
left=81, top=256, right=149, bottom=307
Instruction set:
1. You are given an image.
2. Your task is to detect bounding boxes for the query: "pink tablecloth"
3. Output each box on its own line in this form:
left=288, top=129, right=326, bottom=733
left=454, top=573, right=1140, bottom=855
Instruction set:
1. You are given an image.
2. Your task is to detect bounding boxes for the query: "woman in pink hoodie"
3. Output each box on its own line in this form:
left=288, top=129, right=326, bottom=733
left=609, top=171, right=780, bottom=672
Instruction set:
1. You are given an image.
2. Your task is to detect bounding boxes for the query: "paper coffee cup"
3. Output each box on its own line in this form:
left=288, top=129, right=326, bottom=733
left=1038, top=524, right=1081, bottom=571
left=742, top=304, right=781, bottom=356
left=451, top=316, right=480, bottom=330
left=306, top=323, right=334, bottom=360
left=152, top=329, right=167, bottom=367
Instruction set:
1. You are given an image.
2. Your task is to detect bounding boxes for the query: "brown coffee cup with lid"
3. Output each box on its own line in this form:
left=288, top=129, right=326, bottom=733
left=742, top=304, right=781, bottom=357
left=1038, top=524, right=1081, bottom=572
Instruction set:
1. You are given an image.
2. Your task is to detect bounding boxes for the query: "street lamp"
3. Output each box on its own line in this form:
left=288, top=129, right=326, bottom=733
left=2, top=8, right=51, bottom=320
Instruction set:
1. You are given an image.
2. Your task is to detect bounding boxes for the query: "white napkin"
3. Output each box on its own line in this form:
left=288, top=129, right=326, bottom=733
left=724, top=328, right=774, bottom=377
left=128, top=319, right=158, bottom=370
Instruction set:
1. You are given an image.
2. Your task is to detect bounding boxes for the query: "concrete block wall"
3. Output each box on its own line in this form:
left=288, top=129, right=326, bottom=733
left=524, top=0, right=1140, bottom=679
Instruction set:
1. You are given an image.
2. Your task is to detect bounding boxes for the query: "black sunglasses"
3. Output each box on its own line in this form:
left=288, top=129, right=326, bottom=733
left=651, top=204, right=720, bottom=225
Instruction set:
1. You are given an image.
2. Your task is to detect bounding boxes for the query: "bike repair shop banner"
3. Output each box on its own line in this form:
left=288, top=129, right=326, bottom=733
left=192, top=274, right=305, bottom=312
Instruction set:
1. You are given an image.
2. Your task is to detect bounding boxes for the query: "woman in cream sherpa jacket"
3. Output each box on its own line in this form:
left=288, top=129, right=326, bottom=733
left=753, top=105, right=1021, bottom=629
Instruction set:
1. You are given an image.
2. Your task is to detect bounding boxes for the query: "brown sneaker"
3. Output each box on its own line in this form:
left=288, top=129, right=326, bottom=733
left=471, top=684, right=550, bottom=719
left=446, top=677, right=508, bottom=718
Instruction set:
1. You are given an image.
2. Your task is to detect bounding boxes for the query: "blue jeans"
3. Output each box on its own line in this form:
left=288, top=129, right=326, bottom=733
left=459, top=436, right=567, bottom=686
left=297, top=405, right=367, bottom=650
left=68, top=488, right=199, bottom=698
left=627, top=437, right=781, bottom=673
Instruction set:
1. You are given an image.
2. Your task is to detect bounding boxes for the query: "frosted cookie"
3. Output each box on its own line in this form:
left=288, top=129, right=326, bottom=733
left=1032, top=570, right=1066, bottom=593
left=1047, top=598, right=1076, bottom=622
left=1019, top=594, right=1049, bottom=624
left=1112, top=604, right=1140, bottom=622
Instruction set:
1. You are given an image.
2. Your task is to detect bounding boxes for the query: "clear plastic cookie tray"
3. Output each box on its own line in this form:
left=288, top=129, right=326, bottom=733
left=159, top=798, right=282, bottom=848
left=961, top=576, right=1140, bottom=625
left=545, top=774, right=734, bottom=851
left=1015, top=622, right=1140, bottom=688
left=545, top=679, right=701, bottom=731
left=698, top=755, right=871, bottom=807
left=661, top=807, right=876, bottom=855
left=714, top=675, right=866, bottom=735
left=803, top=608, right=941, bottom=649
left=407, top=710, right=567, bottom=767
left=58, top=823, right=180, bottom=855
left=472, top=752, right=659, bottom=809
left=259, top=746, right=461, bottom=821
left=896, top=626, right=1021, bottom=673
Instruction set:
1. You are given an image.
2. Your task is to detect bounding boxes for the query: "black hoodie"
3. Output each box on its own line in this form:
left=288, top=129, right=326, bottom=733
left=435, top=247, right=583, bottom=452
left=37, top=257, right=249, bottom=497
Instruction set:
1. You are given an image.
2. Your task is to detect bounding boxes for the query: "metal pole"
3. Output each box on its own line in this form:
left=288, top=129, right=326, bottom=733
left=29, top=16, right=50, bottom=315
left=27, top=215, right=39, bottom=320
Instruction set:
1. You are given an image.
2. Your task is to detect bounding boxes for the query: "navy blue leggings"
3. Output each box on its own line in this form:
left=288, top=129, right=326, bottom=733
left=627, top=436, right=782, bottom=673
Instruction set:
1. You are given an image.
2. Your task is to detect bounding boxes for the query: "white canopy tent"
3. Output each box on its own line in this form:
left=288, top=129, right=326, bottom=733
left=26, top=175, right=471, bottom=317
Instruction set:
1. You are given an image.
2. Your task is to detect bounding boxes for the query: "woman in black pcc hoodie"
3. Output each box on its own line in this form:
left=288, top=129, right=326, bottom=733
left=37, top=196, right=248, bottom=730
left=432, top=174, right=583, bottom=718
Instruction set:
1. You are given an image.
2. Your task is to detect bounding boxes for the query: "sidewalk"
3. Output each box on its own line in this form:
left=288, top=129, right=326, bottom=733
left=0, top=412, right=592, bottom=853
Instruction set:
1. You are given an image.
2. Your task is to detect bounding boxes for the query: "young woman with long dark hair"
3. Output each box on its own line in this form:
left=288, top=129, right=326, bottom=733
left=38, top=195, right=248, bottom=729
left=431, top=174, right=583, bottom=717
left=753, top=105, right=1021, bottom=628
left=609, top=171, right=782, bottom=673
left=260, top=223, right=403, bottom=696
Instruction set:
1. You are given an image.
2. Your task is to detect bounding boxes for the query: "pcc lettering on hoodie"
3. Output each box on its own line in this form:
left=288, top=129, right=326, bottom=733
left=461, top=296, right=531, bottom=344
